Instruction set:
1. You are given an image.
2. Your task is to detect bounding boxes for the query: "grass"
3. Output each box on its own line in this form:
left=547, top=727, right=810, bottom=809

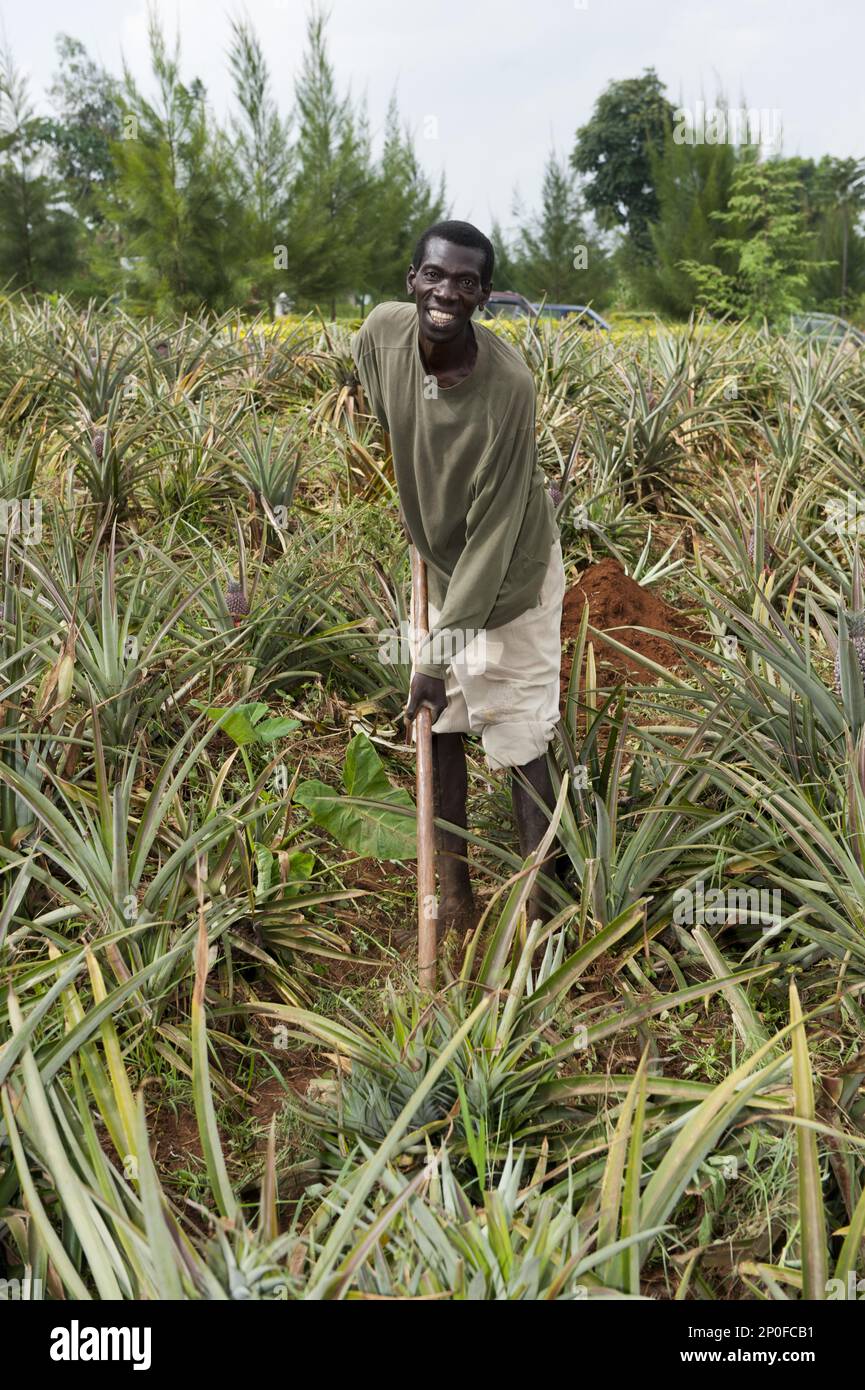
left=0, top=292, right=864, bottom=1300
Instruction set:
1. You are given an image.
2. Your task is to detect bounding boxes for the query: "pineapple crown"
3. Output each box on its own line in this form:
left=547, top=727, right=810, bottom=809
left=845, top=609, right=865, bottom=639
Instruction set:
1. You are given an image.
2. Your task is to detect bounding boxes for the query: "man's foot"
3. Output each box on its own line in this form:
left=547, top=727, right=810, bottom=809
left=437, top=891, right=479, bottom=944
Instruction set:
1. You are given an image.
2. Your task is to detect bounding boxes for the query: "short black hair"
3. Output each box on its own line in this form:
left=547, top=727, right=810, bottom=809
left=412, top=220, right=494, bottom=288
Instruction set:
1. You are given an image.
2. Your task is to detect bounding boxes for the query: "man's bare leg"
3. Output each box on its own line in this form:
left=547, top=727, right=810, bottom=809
left=432, top=731, right=475, bottom=940
left=511, top=753, right=560, bottom=925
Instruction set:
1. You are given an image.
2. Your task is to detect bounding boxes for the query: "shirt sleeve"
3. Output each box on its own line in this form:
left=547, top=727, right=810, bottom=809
left=351, top=319, right=390, bottom=434
left=414, top=381, right=539, bottom=681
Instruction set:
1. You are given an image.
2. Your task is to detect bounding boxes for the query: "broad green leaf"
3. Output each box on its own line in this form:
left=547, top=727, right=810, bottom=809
left=256, top=717, right=300, bottom=742
left=294, top=731, right=417, bottom=861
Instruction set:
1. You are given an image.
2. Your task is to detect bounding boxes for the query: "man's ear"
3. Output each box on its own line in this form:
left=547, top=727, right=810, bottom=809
left=476, top=284, right=492, bottom=314
left=406, top=264, right=417, bottom=297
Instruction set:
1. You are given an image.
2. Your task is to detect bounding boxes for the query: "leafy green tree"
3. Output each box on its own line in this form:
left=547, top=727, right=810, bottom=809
left=226, top=15, right=293, bottom=314
left=680, top=156, right=818, bottom=321
left=362, top=95, right=445, bottom=311
left=43, top=35, right=121, bottom=229
left=571, top=69, right=674, bottom=259
left=0, top=42, right=79, bottom=293
left=509, top=151, right=613, bottom=307
left=282, top=9, right=374, bottom=318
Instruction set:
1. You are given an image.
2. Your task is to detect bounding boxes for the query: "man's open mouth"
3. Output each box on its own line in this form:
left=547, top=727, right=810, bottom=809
left=426, top=307, right=458, bottom=327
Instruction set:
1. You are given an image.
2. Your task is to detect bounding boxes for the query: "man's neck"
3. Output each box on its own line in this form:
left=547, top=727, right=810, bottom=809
left=417, top=322, right=478, bottom=383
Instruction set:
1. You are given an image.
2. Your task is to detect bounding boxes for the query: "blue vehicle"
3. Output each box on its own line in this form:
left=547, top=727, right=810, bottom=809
left=789, top=312, right=865, bottom=346
left=532, top=303, right=611, bottom=331
left=473, top=291, right=536, bottom=320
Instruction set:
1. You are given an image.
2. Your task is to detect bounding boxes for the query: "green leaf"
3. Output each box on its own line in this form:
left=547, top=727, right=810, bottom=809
left=294, top=731, right=416, bottom=861
left=790, top=982, right=828, bottom=1299
left=256, top=717, right=300, bottom=742
left=201, top=701, right=270, bottom=747
left=198, top=702, right=299, bottom=748
left=255, top=846, right=315, bottom=900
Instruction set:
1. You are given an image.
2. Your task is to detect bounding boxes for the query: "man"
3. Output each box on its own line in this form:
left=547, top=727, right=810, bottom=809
left=351, top=220, right=565, bottom=936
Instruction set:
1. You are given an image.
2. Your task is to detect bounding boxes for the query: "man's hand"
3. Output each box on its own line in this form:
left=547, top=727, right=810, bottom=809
left=405, top=673, right=447, bottom=725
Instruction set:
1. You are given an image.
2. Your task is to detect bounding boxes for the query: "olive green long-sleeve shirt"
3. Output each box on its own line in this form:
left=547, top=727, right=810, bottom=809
left=351, top=302, right=557, bottom=680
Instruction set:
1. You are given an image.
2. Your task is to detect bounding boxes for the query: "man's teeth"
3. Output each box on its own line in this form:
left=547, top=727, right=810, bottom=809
left=428, top=309, right=455, bottom=325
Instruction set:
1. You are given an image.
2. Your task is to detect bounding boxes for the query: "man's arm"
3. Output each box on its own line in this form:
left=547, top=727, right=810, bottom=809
left=350, top=321, right=390, bottom=435
left=414, top=384, right=539, bottom=681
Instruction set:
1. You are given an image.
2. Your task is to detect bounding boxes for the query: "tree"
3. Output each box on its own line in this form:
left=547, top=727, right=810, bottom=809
left=637, top=108, right=741, bottom=316
left=487, top=217, right=522, bottom=292
left=0, top=42, right=79, bottom=293
left=571, top=69, right=674, bottom=259
left=809, top=157, right=865, bottom=316
left=509, top=151, right=613, bottom=307
left=108, top=12, right=243, bottom=314
left=43, top=35, right=121, bottom=229
left=363, top=95, right=445, bottom=311
left=283, top=9, right=374, bottom=318
left=226, top=15, right=293, bottom=314
left=679, top=156, right=818, bottom=322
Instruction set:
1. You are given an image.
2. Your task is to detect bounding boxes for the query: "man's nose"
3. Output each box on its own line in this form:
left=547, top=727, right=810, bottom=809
left=433, top=279, right=459, bottom=302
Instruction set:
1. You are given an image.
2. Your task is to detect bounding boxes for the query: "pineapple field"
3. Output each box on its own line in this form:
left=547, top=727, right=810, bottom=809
left=3, top=294, right=865, bottom=1305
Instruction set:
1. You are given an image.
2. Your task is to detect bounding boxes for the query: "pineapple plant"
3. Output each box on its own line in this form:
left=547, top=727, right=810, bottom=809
left=745, top=469, right=777, bottom=569
left=834, top=554, right=865, bottom=697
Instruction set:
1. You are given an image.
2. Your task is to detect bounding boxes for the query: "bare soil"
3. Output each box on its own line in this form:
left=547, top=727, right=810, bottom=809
left=560, top=557, right=701, bottom=703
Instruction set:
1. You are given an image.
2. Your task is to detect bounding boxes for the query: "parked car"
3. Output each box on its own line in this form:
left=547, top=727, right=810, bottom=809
left=474, top=291, right=536, bottom=320
left=789, top=312, right=865, bottom=346
left=532, top=303, right=611, bottom=332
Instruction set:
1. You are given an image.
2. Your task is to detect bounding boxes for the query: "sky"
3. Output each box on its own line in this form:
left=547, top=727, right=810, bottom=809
left=2, top=0, right=862, bottom=236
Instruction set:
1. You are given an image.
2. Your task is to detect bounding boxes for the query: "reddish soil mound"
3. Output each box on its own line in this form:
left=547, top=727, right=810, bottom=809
left=560, top=558, right=698, bottom=702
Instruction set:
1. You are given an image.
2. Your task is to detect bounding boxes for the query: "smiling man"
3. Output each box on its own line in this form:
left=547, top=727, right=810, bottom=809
left=351, top=220, right=565, bottom=936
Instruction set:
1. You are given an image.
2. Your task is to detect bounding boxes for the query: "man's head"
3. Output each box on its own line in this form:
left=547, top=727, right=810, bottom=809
left=407, top=221, right=494, bottom=343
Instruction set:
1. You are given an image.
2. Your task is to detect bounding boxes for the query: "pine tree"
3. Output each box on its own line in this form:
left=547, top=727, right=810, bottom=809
left=283, top=9, right=374, bottom=318
left=509, top=151, right=613, bottom=307
left=363, top=95, right=445, bottom=311
left=638, top=115, right=740, bottom=316
left=0, top=41, right=79, bottom=293
left=107, top=13, right=243, bottom=314
left=488, top=218, right=522, bottom=292
left=227, top=16, right=293, bottom=315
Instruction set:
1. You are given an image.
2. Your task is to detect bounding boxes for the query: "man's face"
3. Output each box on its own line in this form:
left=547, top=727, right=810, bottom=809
left=406, top=237, right=490, bottom=342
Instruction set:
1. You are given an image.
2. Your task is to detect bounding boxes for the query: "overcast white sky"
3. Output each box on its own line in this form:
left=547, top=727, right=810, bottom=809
left=3, top=0, right=861, bottom=234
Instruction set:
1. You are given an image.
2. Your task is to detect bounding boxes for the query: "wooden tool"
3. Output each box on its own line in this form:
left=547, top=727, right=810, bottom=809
left=410, top=545, right=437, bottom=989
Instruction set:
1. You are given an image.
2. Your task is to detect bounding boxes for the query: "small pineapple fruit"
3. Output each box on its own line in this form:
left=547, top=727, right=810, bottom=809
left=747, top=529, right=777, bottom=567
left=92, top=429, right=104, bottom=460
left=834, top=609, right=865, bottom=695
left=225, top=578, right=250, bottom=627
